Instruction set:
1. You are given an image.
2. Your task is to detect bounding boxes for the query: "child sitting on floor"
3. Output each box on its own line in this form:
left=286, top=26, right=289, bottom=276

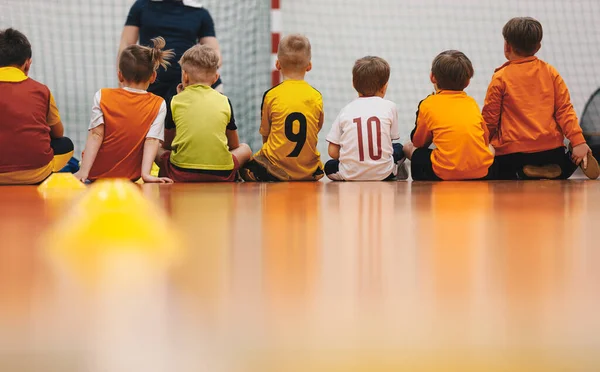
left=0, top=28, right=74, bottom=185
left=241, top=34, right=324, bottom=182
left=404, top=50, right=496, bottom=181
left=74, top=37, right=174, bottom=183
left=156, top=44, right=252, bottom=182
left=325, top=56, right=407, bottom=181
left=482, top=17, right=599, bottom=180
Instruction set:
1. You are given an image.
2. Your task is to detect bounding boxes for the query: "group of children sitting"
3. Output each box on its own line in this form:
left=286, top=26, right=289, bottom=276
left=0, top=16, right=598, bottom=186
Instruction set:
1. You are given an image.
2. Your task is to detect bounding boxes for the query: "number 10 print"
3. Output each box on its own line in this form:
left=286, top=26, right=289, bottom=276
left=353, top=116, right=382, bottom=161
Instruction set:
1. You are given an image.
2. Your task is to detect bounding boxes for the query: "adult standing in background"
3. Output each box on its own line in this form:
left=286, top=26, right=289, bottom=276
left=118, top=0, right=223, bottom=147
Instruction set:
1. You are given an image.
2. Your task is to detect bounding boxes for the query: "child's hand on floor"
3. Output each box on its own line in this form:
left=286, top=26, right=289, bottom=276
left=572, top=143, right=592, bottom=169
left=73, top=170, right=88, bottom=183
left=142, top=174, right=174, bottom=184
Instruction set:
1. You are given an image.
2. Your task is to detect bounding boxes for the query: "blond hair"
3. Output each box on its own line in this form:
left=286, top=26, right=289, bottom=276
left=277, top=34, right=311, bottom=71
left=352, top=56, right=390, bottom=96
left=179, top=44, right=219, bottom=81
left=119, top=37, right=174, bottom=83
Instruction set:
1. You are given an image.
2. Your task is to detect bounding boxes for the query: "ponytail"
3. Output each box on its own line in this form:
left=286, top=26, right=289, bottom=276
left=119, top=37, right=175, bottom=83
left=149, top=36, right=175, bottom=71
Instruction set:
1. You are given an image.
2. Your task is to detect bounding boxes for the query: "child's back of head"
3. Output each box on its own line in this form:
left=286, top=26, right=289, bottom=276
left=119, top=37, right=174, bottom=84
left=502, top=17, right=543, bottom=57
left=277, top=34, right=312, bottom=74
left=431, top=50, right=474, bottom=91
left=352, top=56, right=390, bottom=97
left=0, top=28, right=31, bottom=68
left=179, top=44, right=220, bottom=86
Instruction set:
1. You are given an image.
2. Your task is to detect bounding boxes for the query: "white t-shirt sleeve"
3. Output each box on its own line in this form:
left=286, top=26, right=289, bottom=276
left=390, top=103, right=400, bottom=140
left=146, top=99, right=166, bottom=141
left=88, top=90, right=104, bottom=129
left=326, top=113, right=343, bottom=145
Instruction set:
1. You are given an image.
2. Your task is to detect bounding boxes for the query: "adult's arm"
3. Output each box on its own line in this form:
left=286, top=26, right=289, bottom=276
left=199, top=36, right=222, bottom=68
left=117, top=1, right=143, bottom=69
left=198, top=9, right=221, bottom=67
left=117, top=26, right=140, bottom=69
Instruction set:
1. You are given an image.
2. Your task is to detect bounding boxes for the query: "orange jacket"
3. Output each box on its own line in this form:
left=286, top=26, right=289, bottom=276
left=411, top=91, right=494, bottom=180
left=482, top=56, right=585, bottom=156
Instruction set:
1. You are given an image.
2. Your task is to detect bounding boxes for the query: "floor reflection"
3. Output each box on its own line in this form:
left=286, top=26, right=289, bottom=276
left=1, top=181, right=600, bottom=371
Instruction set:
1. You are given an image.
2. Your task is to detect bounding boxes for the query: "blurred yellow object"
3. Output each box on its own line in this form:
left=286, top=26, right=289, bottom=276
left=37, top=172, right=86, bottom=199
left=44, top=179, right=183, bottom=282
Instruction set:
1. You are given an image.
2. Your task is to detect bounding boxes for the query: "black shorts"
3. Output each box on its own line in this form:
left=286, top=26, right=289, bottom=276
left=325, top=143, right=404, bottom=181
left=494, top=146, right=577, bottom=180
left=410, top=148, right=441, bottom=181
left=241, top=154, right=324, bottom=182
left=411, top=148, right=497, bottom=181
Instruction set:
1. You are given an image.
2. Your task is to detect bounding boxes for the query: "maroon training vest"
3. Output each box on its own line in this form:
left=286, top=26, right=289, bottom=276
left=0, top=78, right=53, bottom=173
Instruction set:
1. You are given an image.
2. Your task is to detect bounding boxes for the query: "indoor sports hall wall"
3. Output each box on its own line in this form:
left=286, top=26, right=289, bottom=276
left=281, top=0, right=600, bottom=154
left=1, top=1, right=599, bottom=157
left=0, top=0, right=270, bottom=154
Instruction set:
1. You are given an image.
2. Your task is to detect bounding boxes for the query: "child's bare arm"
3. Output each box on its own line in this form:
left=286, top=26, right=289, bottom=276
left=226, top=129, right=240, bottom=151
left=262, top=135, right=269, bottom=144
left=328, top=143, right=341, bottom=160
left=74, top=125, right=104, bottom=182
left=141, top=138, right=173, bottom=183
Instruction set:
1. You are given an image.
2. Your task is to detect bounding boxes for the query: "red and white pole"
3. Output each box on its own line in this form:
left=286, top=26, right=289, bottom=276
left=271, top=0, right=282, bottom=86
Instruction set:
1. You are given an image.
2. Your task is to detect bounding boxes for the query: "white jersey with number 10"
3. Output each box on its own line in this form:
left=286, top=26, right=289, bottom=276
left=326, top=97, right=400, bottom=181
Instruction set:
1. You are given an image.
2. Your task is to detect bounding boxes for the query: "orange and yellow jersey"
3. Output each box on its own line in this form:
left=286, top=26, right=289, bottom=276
left=411, top=91, right=494, bottom=180
left=258, top=80, right=324, bottom=180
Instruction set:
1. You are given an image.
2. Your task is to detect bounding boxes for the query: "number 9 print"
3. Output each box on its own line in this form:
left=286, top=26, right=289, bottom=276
left=285, top=112, right=307, bottom=157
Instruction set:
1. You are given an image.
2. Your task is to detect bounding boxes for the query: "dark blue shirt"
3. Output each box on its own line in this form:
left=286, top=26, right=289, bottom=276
left=125, top=0, right=217, bottom=85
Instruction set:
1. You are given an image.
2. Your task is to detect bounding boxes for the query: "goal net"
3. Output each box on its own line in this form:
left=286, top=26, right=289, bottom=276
left=281, top=0, right=600, bottom=154
left=0, top=0, right=270, bottom=154
left=2, top=1, right=600, bottom=158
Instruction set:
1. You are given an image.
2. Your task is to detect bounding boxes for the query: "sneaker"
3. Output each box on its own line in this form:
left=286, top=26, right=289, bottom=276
left=239, top=166, right=257, bottom=182
left=568, top=144, right=600, bottom=179
left=395, top=158, right=409, bottom=181
left=234, top=170, right=244, bottom=182
left=581, top=152, right=600, bottom=179
left=522, top=164, right=562, bottom=179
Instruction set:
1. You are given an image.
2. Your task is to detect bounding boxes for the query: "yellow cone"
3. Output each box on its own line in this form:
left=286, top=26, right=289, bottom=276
left=44, top=179, right=183, bottom=279
left=37, top=173, right=86, bottom=199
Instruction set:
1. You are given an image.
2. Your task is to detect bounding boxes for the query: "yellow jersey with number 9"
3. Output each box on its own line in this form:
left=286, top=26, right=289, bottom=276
left=258, top=80, right=324, bottom=180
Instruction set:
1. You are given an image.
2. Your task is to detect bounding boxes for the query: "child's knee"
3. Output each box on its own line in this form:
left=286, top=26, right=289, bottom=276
left=233, top=143, right=252, bottom=164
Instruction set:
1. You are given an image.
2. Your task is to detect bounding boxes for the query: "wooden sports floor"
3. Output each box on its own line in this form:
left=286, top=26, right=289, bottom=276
left=1, top=176, right=600, bottom=371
